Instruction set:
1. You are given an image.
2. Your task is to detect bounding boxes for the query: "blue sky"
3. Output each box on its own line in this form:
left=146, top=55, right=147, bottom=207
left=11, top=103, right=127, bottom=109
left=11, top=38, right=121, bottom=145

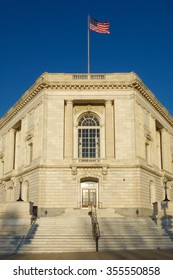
left=0, top=0, right=173, bottom=117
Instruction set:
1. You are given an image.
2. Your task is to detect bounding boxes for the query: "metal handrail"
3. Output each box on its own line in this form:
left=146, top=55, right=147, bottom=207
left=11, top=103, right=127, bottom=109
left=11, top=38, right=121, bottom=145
left=88, top=203, right=100, bottom=251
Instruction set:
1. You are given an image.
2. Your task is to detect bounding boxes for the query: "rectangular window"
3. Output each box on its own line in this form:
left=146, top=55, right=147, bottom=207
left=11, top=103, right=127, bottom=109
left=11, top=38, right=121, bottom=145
left=78, top=128, right=100, bottom=160
left=78, top=115, right=100, bottom=161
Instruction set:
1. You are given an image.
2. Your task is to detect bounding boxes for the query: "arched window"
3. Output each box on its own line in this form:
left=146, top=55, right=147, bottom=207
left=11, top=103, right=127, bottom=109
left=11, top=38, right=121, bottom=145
left=78, top=115, right=100, bottom=161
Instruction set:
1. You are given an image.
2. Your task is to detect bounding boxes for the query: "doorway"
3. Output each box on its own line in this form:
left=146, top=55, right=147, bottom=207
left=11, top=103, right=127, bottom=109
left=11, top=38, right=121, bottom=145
left=81, top=181, right=98, bottom=208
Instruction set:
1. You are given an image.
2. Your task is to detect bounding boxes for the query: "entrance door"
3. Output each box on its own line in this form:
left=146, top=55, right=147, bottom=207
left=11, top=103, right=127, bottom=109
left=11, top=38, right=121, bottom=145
left=81, top=181, right=98, bottom=208
left=82, top=188, right=96, bottom=208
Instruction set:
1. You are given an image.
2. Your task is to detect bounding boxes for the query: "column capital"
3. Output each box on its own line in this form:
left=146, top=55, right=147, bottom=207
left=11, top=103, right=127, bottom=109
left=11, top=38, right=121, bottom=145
left=105, top=100, right=112, bottom=105
left=66, top=100, right=73, bottom=105
left=161, top=128, right=168, bottom=133
left=8, top=128, right=15, bottom=133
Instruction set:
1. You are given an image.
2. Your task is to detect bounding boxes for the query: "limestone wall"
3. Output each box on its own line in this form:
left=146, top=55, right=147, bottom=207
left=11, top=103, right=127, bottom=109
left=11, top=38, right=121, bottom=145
left=0, top=73, right=173, bottom=218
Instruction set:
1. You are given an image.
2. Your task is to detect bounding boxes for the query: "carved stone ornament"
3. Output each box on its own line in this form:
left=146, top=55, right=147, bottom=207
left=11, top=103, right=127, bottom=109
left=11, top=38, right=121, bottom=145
left=102, top=166, right=108, bottom=175
left=25, top=134, right=33, bottom=141
left=0, top=180, right=6, bottom=188
left=0, top=152, right=4, bottom=159
left=146, top=133, right=152, bottom=141
left=71, top=166, right=78, bottom=175
left=86, top=105, right=92, bottom=113
left=7, top=180, right=14, bottom=189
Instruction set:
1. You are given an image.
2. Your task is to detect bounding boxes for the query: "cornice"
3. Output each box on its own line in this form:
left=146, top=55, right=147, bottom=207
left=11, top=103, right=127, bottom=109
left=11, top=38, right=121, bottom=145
left=0, top=82, right=48, bottom=129
left=43, top=83, right=131, bottom=90
left=131, top=80, right=173, bottom=127
left=0, top=72, right=173, bottom=129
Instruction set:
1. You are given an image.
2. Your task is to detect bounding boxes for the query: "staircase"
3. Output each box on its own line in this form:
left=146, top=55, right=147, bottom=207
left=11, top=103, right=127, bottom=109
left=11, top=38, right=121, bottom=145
left=98, top=216, right=173, bottom=250
left=0, top=214, right=95, bottom=255
left=0, top=210, right=173, bottom=255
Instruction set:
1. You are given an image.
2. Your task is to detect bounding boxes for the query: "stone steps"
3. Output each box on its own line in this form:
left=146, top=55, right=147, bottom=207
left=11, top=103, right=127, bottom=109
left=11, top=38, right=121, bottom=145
left=97, top=216, right=173, bottom=250
left=0, top=216, right=95, bottom=254
left=0, top=235, right=96, bottom=254
left=97, top=208, right=123, bottom=218
left=0, top=214, right=173, bottom=254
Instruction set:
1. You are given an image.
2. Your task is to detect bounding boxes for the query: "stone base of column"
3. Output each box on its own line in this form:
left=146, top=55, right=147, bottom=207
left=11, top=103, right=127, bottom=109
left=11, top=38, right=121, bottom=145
left=0, top=202, right=33, bottom=225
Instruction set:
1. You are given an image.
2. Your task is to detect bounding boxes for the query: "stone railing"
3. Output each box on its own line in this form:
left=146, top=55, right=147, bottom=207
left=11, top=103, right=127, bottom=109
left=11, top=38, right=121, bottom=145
left=73, top=74, right=106, bottom=80
left=88, top=203, right=100, bottom=252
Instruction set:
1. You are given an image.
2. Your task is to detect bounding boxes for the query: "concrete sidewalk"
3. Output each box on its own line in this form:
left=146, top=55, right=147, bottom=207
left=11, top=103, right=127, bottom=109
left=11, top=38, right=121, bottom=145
left=1, top=250, right=173, bottom=260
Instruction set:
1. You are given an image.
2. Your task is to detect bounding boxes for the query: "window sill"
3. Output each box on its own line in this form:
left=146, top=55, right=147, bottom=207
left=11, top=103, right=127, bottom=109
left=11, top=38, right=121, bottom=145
left=78, top=158, right=100, bottom=163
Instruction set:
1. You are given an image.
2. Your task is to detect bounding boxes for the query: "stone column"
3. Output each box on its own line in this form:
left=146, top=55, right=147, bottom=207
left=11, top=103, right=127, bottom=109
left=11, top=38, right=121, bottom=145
left=105, top=100, right=114, bottom=158
left=65, top=100, right=73, bottom=158
left=161, top=128, right=169, bottom=171
left=5, top=129, right=15, bottom=173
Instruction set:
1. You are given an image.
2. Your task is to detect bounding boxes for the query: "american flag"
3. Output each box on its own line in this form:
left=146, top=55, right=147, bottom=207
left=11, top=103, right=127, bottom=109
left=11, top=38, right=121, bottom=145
left=89, top=17, right=110, bottom=34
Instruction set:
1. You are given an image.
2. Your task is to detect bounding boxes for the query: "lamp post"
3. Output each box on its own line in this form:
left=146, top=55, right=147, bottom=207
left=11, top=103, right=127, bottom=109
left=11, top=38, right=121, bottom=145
left=17, top=176, right=23, bottom=202
left=163, top=177, right=170, bottom=202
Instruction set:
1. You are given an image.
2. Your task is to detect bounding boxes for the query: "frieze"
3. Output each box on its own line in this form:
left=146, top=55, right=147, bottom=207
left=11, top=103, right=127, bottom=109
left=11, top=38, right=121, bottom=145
left=79, top=168, right=102, bottom=176
left=71, top=164, right=109, bottom=176
left=74, top=105, right=104, bottom=116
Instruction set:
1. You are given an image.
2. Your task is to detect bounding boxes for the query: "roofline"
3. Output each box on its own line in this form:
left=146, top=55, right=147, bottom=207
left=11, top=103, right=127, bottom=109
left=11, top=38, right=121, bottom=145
left=0, top=72, right=173, bottom=129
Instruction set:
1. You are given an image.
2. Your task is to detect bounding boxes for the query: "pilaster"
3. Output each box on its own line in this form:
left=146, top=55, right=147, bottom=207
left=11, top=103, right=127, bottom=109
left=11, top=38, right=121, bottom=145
left=105, top=100, right=114, bottom=158
left=5, top=129, right=15, bottom=174
left=161, top=128, right=171, bottom=172
left=65, top=100, right=73, bottom=158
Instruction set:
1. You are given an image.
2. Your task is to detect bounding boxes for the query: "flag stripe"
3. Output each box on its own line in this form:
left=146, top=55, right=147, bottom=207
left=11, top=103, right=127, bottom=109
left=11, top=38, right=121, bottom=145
left=89, top=17, right=110, bottom=34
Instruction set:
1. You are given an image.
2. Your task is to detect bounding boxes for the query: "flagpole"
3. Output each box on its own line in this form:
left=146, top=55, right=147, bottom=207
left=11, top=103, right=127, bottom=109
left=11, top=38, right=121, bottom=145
left=88, top=15, right=90, bottom=74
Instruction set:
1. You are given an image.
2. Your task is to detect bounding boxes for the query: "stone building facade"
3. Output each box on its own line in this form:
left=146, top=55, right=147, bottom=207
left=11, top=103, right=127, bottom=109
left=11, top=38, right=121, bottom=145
left=0, top=72, right=173, bottom=220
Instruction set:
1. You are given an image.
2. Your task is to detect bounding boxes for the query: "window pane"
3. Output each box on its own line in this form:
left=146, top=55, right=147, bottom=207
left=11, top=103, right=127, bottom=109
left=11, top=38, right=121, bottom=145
left=90, top=190, right=96, bottom=205
left=82, top=190, right=89, bottom=207
left=78, top=115, right=100, bottom=160
left=79, top=115, right=100, bottom=127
